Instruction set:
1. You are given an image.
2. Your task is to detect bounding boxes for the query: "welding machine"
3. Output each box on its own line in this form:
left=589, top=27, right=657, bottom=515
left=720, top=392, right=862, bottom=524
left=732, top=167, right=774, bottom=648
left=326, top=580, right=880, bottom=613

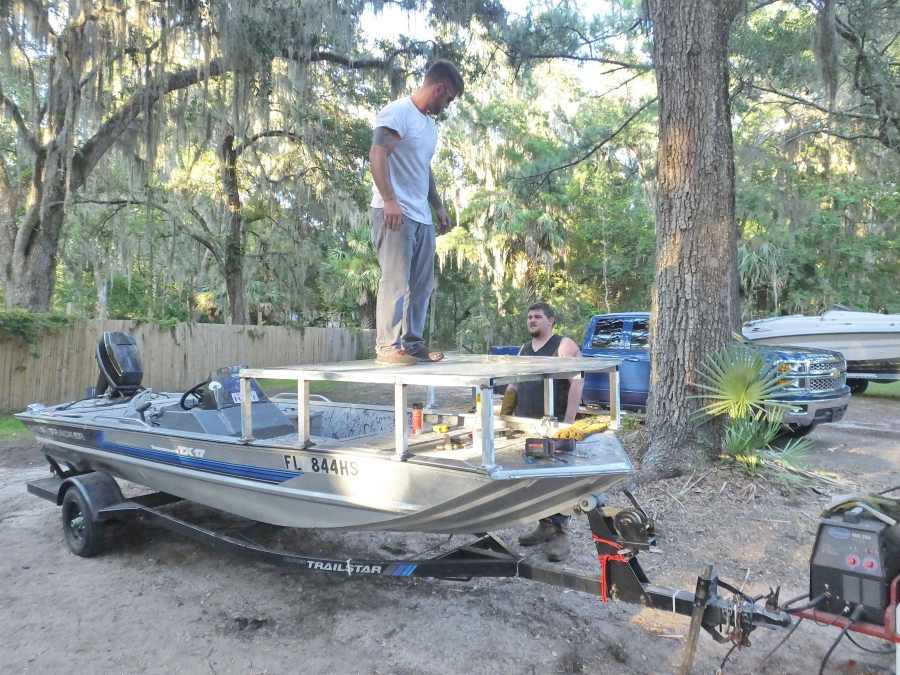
left=809, top=494, right=900, bottom=624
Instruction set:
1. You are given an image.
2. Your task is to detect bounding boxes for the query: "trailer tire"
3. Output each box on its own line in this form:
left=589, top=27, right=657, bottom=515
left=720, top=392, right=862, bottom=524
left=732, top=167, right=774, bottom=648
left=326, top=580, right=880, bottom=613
left=61, top=488, right=104, bottom=557
left=847, top=379, right=868, bottom=395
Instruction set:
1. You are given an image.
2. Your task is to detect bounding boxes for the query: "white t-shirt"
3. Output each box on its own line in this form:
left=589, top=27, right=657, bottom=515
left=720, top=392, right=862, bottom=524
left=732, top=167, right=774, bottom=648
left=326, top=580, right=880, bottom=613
left=370, top=97, right=438, bottom=225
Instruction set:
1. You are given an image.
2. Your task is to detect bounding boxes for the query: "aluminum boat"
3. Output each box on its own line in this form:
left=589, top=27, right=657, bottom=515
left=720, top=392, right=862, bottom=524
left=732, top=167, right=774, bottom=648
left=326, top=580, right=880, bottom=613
left=15, top=332, right=632, bottom=534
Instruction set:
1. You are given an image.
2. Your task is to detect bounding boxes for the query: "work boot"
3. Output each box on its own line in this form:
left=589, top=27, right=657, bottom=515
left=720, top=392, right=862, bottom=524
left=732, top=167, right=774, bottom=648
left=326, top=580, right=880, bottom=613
left=518, top=519, right=556, bottom=547
left=543, top=528, right=569, bottom=563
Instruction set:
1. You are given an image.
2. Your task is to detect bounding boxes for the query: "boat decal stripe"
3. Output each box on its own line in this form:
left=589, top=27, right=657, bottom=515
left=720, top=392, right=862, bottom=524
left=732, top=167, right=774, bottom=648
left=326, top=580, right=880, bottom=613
left=96, top=433, right=300, bottom=484
left=385, top=563, right=417, bottom=576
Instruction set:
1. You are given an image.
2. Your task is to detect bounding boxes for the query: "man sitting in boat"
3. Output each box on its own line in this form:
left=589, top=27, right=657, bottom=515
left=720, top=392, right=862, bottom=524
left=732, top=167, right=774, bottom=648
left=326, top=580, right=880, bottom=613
left=500, top=302, right=584, bottom=562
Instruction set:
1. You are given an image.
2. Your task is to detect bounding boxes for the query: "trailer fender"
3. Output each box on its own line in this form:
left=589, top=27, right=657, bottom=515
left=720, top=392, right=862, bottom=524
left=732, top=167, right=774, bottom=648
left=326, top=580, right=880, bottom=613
left=57, top=472, right=124, bottom=522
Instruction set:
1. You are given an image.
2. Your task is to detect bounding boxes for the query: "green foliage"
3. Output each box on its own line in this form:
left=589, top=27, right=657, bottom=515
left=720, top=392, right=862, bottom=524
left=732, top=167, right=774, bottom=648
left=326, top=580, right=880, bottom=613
left=0, top=415, right=29, bottom=440
left=694, top=346, right=782, bottom=419
left=863, top=381, right=900, bottom=400
left=722, top=409, right=783, bottom=457
left=0, top=0, right=895, bottom=356
left=732, top=2, right=900, bottom=318
left=0, top=310, right=72, bottom=346
left=696, top=344, right=813, bottom=479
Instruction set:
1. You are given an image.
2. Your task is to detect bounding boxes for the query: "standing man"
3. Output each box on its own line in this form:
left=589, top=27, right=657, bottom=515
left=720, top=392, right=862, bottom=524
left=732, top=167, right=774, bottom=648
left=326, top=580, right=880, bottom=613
left=500, top=302, right=584, bottom=561
left=369, top=60, right=463, bottom=365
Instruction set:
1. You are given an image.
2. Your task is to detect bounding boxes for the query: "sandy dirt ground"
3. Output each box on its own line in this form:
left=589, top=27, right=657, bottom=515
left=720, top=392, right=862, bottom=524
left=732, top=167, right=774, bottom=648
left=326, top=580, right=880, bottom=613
left=2, top=392, right=899, bottom=675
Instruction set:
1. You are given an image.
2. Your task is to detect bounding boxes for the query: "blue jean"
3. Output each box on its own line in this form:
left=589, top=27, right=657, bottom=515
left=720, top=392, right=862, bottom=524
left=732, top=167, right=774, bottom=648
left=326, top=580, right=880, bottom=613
left=370, top=208, right=435, bottom=353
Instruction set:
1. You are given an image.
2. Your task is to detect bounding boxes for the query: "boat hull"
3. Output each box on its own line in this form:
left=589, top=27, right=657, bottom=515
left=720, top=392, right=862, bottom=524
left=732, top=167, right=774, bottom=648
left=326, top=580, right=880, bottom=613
left=21, top=416, right=633, bottom=534
left=744, top=332, right=900, bottom=365
left=743, top=311, right=900, bottom=366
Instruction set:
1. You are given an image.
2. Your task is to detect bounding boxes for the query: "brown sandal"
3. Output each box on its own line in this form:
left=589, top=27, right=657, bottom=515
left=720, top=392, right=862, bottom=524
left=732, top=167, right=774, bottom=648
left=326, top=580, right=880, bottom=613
left=405, top=344, right=444, bottom=362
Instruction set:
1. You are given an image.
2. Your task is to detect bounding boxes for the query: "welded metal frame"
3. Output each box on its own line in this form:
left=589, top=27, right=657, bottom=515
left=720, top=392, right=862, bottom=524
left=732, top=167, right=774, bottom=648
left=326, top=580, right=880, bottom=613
left=238, top=355, right=622, bottom=465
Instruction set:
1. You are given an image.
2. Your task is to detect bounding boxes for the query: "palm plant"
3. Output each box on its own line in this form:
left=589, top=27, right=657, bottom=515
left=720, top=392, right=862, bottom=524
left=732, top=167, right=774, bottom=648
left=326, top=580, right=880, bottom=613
left=694, top=345, right=783, bottom=419
left=695, top=344, right=812, bottom=478
left=321, top=226, right=380, bottom=328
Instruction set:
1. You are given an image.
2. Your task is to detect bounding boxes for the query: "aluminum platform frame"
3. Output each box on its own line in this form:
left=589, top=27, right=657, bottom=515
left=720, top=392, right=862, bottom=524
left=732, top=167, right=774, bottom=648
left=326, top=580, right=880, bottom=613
left=238, top=354, right=622, bottom=468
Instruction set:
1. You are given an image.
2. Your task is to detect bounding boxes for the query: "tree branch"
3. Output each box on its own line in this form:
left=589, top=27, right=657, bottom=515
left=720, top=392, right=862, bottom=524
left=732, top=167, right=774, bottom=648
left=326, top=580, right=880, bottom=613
left=781, top=126, right=882, bottom=145
left=590, top=70, right=650, bottom=99
left=515, top=97, right=657, bottom=184
left=70, top=197, right=224, bottom=266
left=71, top=45, right=421, bottom=190
left=509, top=51, right=651, bottom=71
left=747, top=82, right=879, bottom=120
left=0, top=84, right=41, bottom=153
left=234, top=129, right=303, bottom=157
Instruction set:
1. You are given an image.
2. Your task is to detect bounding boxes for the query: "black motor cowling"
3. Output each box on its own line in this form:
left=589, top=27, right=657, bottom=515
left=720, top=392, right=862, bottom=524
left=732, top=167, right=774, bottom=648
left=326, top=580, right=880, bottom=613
left=96, top=331, right=143, bottom=397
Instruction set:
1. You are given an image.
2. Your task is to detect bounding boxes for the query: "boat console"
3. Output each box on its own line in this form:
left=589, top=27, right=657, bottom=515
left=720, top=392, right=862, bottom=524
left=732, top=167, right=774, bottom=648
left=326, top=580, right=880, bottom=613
left=142, top=366, right=296, bottom=439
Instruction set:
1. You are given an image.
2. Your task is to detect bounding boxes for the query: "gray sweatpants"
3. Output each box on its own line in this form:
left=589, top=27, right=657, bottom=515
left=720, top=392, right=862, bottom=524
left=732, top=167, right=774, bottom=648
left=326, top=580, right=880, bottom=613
left=370, top=208, right=435, bottom=353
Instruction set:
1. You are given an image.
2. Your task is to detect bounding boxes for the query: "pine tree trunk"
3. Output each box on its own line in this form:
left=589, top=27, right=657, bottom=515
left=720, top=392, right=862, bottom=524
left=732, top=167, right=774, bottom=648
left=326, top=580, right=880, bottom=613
left=642, top=0, right=742, bottom=479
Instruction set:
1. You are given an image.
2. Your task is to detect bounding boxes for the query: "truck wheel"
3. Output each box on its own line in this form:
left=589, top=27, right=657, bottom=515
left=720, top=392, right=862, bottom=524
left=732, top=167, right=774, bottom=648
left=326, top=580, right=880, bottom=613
left=61, top=488, right=104, bottom=557
left=781, top=423, right=815, bottom=439
left=847, top=379, right=868, bottom=395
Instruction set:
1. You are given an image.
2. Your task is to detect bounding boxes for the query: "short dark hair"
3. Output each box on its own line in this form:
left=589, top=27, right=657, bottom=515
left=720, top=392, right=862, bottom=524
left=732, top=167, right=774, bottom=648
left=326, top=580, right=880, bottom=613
left=424, top=60, right=464, bottom=96
left=527, top=302, right=556, bottom=321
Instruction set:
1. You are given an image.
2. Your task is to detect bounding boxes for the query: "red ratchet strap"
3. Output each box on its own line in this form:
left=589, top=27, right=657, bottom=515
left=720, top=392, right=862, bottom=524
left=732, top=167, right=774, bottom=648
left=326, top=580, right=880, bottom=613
left=592, top=534, right=629, bottom=603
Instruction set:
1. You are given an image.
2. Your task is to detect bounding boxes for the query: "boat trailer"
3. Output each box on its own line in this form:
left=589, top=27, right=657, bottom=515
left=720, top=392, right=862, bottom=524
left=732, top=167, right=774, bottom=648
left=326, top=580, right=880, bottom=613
left=29, top=469, right=794, bottom=673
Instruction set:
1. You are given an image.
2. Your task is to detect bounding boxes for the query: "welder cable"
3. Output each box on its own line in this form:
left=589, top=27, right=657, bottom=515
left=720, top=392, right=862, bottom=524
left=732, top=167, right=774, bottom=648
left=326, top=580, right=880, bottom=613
left=759, top=617, right=804, bottom=665
left=779, top=592, right=811, bottom=609
left=718, top=643, right=738, bottom=672
left=875, top=484, right=900, bottom=495
left=818, top=605, right=865, bottom=675
left=845, top=632, right=895, bottom=655
left=786, top=593, right=828, bottom=614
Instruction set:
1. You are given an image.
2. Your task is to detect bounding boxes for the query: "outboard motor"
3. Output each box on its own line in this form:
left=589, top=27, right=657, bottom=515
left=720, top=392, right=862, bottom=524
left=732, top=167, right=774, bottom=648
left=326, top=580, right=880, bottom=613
left=96, top=331, right=143, bottom=398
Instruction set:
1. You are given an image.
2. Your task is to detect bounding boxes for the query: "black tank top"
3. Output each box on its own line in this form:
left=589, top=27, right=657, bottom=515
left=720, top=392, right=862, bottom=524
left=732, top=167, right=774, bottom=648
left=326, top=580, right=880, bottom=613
left=515, top=335, right=571, bottom=420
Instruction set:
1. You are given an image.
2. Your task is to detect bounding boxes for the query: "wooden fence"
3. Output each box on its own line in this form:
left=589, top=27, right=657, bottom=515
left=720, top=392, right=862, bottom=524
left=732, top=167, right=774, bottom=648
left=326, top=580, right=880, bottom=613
left=0, top=320, right=375, bottom=413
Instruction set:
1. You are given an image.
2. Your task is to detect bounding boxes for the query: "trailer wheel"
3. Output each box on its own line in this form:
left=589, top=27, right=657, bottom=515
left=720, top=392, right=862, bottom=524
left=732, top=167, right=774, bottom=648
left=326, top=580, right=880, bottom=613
left=62, top=488, right=104, bottom=557
left=847, top=379, right=868, bottom=395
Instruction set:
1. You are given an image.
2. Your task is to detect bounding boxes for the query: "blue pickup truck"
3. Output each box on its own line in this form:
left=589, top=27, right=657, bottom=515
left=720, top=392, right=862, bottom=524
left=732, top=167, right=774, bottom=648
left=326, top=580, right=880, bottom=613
left=492, top=312, right=852, bottom=436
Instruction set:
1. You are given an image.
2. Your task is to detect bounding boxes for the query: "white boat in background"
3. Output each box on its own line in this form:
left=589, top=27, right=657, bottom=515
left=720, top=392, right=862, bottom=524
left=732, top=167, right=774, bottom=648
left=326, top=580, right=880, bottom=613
left=743, top=309, right=900, bottom=380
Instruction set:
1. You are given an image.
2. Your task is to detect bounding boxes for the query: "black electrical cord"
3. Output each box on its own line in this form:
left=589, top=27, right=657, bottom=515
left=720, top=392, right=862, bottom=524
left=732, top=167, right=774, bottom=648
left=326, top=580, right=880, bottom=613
left=786, top=593, right=829, bottom=614
left=718, top=643, right=739, bottom=672
left=780, top=592, right=811, bottom=609
left=845, top=632, right=895, bottom=655
left=818, top=605, right=865, bottom=675
left=760, top=617, right=804, bottom=666
left=876, top=484, right=900, bottom=495
left=757, top=593, right=828, bottom=667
